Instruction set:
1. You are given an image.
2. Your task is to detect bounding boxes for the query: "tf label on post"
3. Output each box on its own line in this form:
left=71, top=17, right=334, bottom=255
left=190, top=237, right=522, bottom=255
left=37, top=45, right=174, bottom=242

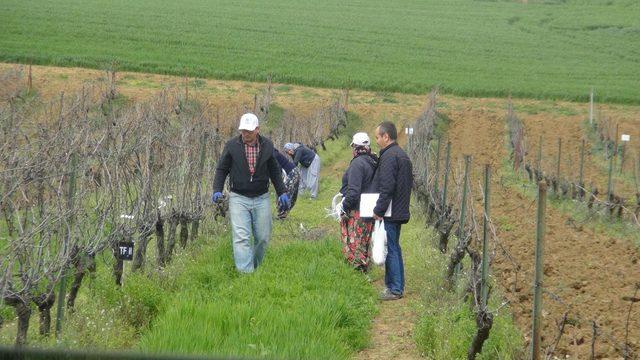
left=117, top=241, right=134, bottom=261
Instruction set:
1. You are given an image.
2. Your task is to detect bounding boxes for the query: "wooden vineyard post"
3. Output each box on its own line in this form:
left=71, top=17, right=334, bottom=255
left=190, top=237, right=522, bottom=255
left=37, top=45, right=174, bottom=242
left=589, top=87, right=594, bottom=126
left=344, top=88, right=349, bottom=113
left=27, top=64, right=33, bottom=94
left=454, top=155, right=471, bottom=277
left=434, top=137, right=442, bottom=194
left=556, top=138, right=562, bottom=180
left=531, top=181, right=547, bottom=360
left=457, top=155, right=471, bottom=240
left=614, top=123, right=619, bottom=157
left=537, top=135, right=543, bottom=173
left=253, top=94, right=258, bottom=114
left=607, top=151, right=614, bottom=205
left=522, top=136, right=527, bottom=174
left=620, top=141, right=626, bottom=174
left=556, top=138, right=562, bottom=194
left=184, top=70, right=189, bottom=103
left=634, top=156, right=639, bottom=192
left=190, top=131, right=208, bottom=242
left=442, top=141, right=452, bottom=208
left=481, top=164, right=491, bottom=308
left=579, top=139, right=585, bottom=199
left=55, top=152, right=78, bottom=341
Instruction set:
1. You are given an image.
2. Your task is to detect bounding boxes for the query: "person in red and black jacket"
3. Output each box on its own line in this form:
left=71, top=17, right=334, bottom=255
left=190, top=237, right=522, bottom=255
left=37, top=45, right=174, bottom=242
left=212, top=113, right=290, bottom=273
left=339, top=132, right=378, bottom=273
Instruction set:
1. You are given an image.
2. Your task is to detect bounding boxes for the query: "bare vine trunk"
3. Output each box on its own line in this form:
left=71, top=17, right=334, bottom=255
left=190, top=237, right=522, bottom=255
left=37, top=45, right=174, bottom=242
left=165, top=215, right=178, bottom=263
left=446, top=235, right=468, bottom=288
left=112, top=243, right=124, bottom=286
left=467, top=311, right=494, bottom=359
left=155, top=213, right=166, bottom=268
left=67, top=253, right=95, bottom=309
left=132, top=225, right=152, bottom=272
left=179, top=217, right=189, bottom=248
left=34, top=291, right=56, bottom=336
left=190, top=218, right=200, bottom=243
left=5, top=297, right=31, bottom=346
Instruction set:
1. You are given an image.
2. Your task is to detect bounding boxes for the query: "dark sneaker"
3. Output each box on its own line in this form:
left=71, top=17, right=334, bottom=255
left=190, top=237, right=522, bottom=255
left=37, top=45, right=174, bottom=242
left=379, top=288, right=403, bottom=301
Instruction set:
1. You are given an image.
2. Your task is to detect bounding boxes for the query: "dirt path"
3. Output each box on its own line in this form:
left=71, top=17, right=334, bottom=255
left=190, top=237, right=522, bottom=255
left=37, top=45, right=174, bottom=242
left=355, top=279, right=421, bottom=360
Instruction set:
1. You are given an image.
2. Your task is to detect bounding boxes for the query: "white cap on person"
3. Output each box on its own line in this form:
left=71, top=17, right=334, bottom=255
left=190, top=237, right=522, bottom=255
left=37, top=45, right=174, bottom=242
left=239, top=113, right=259, bottom=131
left=351, top=132, right=370, bottom=146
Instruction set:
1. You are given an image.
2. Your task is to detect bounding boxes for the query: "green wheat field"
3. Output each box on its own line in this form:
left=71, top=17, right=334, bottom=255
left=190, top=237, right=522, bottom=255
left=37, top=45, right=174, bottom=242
left=1, top=0, right=638, bottom=102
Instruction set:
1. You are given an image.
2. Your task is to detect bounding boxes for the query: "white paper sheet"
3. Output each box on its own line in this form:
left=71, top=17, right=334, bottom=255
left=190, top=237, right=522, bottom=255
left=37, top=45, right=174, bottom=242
left=359, top=193, right=392, bottom=218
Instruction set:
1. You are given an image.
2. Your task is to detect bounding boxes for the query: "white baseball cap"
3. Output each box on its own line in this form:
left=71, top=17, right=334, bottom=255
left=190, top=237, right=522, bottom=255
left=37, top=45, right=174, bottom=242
left=238, top=113, right=259, bottom=131
left=351, top=132, right=370, bottom=146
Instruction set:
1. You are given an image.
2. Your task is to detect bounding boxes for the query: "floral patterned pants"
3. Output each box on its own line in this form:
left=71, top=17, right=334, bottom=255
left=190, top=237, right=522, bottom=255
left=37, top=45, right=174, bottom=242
left=340, top=210, right=373, bottom=271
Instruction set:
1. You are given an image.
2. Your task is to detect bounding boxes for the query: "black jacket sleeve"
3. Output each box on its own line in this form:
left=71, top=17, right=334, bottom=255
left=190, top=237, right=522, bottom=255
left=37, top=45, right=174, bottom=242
left=373, top=153, right=397, bottom=217
left=343, top=161, right=364, bottom=211
left=212, top=142, right=232, bottom=193
left=268, top=153, right=287, bottom=196
left=292, top=147, right=302, bottom=166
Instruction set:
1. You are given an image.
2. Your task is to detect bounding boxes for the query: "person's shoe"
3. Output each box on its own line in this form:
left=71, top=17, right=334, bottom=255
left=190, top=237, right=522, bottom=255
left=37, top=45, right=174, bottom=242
left=379, top=288, right=403, bottom=301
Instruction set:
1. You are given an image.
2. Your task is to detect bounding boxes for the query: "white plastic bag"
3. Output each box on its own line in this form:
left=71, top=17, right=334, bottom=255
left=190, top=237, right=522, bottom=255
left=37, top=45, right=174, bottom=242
left=371, top=219, right=387, bottom=266
left=327, top=193, right=344, bottom=221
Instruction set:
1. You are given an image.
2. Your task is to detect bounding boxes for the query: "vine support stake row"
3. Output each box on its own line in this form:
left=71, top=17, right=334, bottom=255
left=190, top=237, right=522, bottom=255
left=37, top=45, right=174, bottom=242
left=481, top=164, right=491, bottom=308
left=556, top=138, right=562, bottom=186
left=434, top=137, right=442, bottom=194
left=454, top=154, right=471, bottom=278
left=531, top=181, right=547, bottom=360
left=589, top=87, right=594, bottom=126
left=442, top=141, right=452, bottom=208
left=536, top=135, right=543, bottom=172
left=579, top=139, right=585, bottom=198
left=607, top=150, right=614, bottom=204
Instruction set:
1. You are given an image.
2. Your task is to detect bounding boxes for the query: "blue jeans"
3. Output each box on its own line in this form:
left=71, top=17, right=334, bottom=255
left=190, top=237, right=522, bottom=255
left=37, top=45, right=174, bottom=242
left=228, top=192, right=272, bottom=273
left=384, top=221, right=404, bottom=295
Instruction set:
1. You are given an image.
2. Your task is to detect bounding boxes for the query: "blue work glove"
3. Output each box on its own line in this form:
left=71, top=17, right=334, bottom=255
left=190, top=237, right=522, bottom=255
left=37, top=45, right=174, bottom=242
left=212, top=192, right=223, bottom=203
left=278, top=193, right=291, bottom=210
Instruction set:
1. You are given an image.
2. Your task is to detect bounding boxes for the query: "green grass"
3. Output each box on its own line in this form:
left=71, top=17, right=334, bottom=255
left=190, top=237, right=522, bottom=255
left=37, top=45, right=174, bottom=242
left=1, top=0, right=639, bottom=103
left=138, top=240, right=376, bottom=359
left=402, top=213, right=523, bottom=359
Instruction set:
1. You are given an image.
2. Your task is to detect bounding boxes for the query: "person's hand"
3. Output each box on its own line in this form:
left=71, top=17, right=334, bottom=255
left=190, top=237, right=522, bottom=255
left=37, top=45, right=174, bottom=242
left=338, top=200, right=350, bottom=221
left=212, top=192, right=223, bottom=203
left=278, top=193, right=291, bottom=210
left=373, top=214, right=383, bottom=221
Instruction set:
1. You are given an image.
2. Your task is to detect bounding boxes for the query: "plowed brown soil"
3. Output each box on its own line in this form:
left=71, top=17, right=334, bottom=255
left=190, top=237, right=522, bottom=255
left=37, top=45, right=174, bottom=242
left=444, top=102, right=640, bottom=358
left=3, top=62, right=639, bottom=359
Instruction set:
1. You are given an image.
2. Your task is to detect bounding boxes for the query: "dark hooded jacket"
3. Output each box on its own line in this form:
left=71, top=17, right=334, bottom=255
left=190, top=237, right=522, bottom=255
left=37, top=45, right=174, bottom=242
left=291, top=144, right=316, bottom=168
left=340, top=153, right=378, bottom=212
left=372, top=142, right=413, bottom=224
left=212, top=135, right=287, bottom=198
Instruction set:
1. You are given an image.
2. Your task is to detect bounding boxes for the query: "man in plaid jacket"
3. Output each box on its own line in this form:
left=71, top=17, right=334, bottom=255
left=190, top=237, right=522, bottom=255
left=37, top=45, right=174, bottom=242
left=212, top=113, right=290, bottom=273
